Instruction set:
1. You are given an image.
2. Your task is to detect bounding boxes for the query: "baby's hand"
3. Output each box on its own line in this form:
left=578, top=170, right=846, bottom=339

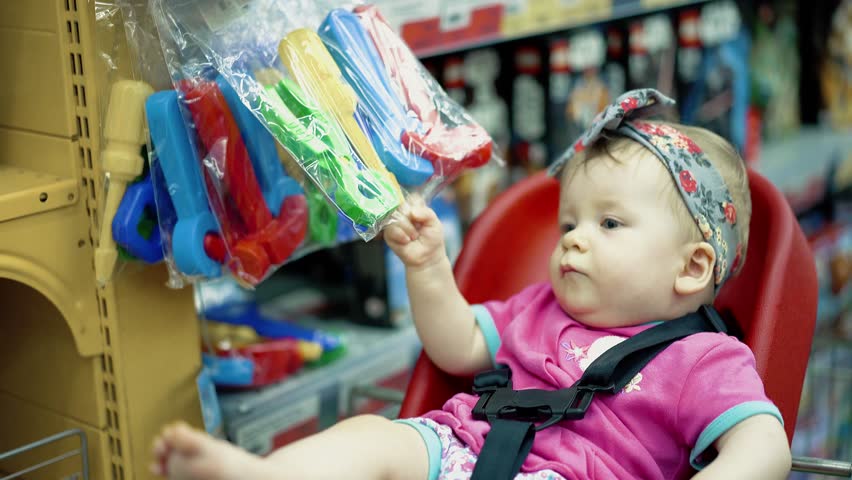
left=384, top=196, right=445, bottom=269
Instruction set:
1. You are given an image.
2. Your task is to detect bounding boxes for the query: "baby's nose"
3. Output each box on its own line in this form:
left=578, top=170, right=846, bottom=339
left=561, top=229, right=589, bottom=252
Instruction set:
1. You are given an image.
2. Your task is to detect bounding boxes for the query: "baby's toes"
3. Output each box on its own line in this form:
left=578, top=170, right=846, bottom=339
left=167, top=422, right=205, bottom=457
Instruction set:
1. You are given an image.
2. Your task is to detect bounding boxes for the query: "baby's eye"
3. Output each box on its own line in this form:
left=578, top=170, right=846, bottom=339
left=560, top=223, right=576, bottom=233
left=601, top=218, right=621, bottom=230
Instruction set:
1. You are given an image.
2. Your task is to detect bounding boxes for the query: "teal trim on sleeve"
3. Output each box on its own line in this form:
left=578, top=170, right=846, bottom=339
left=690, top=401, right=783, bottom=470
left=472, top=304, right=501, bottom=366
left=394, top=419, right=442, bottom=480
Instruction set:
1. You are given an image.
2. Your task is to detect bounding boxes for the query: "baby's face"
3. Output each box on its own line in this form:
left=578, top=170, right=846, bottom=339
left=549, top=148, right=690, bottom=328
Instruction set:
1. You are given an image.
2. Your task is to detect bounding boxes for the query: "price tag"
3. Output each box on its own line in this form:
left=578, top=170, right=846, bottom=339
left=699, top=1, right=741, bottom=46
left=440, top=1, right=473, bottom=31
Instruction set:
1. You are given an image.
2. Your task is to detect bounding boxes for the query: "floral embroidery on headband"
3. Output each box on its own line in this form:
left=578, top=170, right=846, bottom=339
left=679, top=170, right=698, bottom=193
left=722, top=201, right=737, bottom=224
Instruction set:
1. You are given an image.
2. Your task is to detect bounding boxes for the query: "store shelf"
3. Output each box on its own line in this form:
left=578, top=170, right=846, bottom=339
left=0, top=165, right=78, bottom=222
left=373, top=0, right=708, bottom=58
left=220, top=322, right=420, bottom=416
left=0, top=1, right=206, bottom=479
left=218, top=321, right=421, bottom=454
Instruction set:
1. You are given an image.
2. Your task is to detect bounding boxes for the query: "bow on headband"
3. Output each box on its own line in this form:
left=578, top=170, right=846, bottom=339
left=547, top=89, right=741, bottom=289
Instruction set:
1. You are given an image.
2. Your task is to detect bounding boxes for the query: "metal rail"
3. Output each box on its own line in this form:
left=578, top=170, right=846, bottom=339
left=0, top=429, right=89, bottom=480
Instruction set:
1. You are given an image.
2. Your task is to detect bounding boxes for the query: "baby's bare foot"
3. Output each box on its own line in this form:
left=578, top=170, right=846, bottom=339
left=151, top=422, right=270, bottom=480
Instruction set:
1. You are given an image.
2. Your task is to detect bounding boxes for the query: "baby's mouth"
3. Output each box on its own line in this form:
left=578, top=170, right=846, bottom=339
left=561, top=265, right=584, bottom=276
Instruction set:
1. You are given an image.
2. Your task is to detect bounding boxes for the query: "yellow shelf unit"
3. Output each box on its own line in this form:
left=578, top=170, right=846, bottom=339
left=0, top=1, right=203, bottom=479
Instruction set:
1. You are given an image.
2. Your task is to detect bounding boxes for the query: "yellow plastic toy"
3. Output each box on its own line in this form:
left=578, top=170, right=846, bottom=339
left=94, top=80, right=155, bottom=286
left=278, top=28, right=404, bottom=200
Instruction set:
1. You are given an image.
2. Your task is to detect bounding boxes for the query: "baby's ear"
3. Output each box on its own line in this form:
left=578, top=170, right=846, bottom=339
left=674, top=242, right=715, bottom=296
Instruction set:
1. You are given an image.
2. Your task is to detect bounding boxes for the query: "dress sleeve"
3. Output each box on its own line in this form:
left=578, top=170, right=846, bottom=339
left=675, top=337, right=783, bottom=470
left=471, top=283, right=549, bottom=365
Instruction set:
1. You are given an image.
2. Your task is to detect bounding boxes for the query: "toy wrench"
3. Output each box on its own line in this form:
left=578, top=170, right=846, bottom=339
left=256, top=76, right=400, bottom=227
left=318, top=9, right=434, bottom=187
left=145, top=90, right=221, bottom=278
left=215, top=75, right=303, bottom=216
left=354, top=5, right=493, bottom=178
left=278, top=28, right=405, bottom=200
left=181, top=80, right=308, bottom=283
left=306, top=181, right=339, bottom=244
left=112, top=171, right=164, bottom=263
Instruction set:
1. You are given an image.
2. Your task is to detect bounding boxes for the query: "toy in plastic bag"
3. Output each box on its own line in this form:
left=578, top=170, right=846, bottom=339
left=138, top=0, right=498, bottom=285
left=196, top=278, right=346, bottom=388
left=149, top=0, right=496, bottom=243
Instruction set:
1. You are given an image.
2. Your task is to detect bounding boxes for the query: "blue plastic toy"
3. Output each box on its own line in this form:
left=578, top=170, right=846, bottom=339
left=146, top=90, right=221, bottom=278
left=215, top=75, right=304, bottom=216
left=318, top=9, right=434, bottom=187
left=112, top=172, right=164, bottom=263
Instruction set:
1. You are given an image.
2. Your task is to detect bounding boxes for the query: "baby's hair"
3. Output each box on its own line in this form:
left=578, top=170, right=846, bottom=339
left=561, top=121, right=751, bottom=278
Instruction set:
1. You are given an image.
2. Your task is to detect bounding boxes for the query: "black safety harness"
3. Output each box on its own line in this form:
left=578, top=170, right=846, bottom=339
left=469, top=305, right=729, bottom=480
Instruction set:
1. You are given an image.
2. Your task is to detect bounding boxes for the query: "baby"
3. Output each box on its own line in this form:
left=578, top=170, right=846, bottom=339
left=152, top=89, right=791, bottom=479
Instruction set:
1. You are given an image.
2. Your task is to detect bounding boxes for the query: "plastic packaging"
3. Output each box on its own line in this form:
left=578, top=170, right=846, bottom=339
left=196, top=278, right=346, bottom=388
left=113, top=0, right=331, bottom=285
left=146, top=0, right=497, bottom=252
left=103, top=0, right=495, bottom=286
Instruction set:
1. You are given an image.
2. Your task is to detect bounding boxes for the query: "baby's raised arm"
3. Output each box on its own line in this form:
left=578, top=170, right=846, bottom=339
left=384, top=198, right=492, bottom=376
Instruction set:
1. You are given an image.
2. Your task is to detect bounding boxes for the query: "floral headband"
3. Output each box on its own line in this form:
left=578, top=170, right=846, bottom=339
left=547, top=88, right=741, bottom=289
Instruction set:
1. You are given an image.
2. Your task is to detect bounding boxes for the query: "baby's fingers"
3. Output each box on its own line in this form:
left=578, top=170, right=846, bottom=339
left=384, top=225, right=411, bottom=245
left=390, top=210, right=419, bottom=240
left=409, top=204, right=438, bottom=225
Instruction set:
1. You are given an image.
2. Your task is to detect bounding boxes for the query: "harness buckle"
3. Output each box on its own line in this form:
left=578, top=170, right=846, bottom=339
left=472, top=370, right=597, bottom=431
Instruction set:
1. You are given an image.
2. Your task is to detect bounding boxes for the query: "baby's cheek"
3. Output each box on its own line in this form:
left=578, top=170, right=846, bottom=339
left=548, top=248, right=563, bottom=280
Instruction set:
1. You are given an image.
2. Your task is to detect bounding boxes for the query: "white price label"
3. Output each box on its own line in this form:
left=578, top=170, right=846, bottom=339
left=699, top=1, right=741, bottom=46
left=503, top=0, right=527, bottom=14
left=440, top=2, right=473, bottom=31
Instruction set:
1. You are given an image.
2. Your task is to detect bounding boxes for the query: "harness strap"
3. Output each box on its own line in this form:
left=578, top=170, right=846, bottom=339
left=470, top=305, right=727, bottom=480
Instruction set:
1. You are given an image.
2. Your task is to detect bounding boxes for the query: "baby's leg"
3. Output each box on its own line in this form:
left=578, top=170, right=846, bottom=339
left=265, top=414, right=430, bottom=480
left=152, top=414, right=429, bottom=480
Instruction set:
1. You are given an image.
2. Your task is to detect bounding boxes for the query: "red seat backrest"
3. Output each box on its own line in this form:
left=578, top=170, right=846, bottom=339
left=399, top=170, right=817, bottom=442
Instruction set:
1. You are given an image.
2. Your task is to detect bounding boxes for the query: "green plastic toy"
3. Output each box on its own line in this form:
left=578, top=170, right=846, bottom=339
left=256, top=78, right=400, bottom=228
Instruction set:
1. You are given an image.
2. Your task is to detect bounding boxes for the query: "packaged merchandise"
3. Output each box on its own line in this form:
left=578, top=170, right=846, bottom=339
left=628, top=13, right=677, bottom=97
left=510, top=44, right=548, bottom=179
left=454, top=48, right=510, bottom=225
left=603, top=25, right=628, bottom=102
left=750, top=0, right=800, bottom=140
left=124, top=1, right=498, bottom=285
left=548, top=38, right=572, bottom=160
left=679, top=0, right=751, bottom=152
left=821, top=0, right=852, bottom=127
left=548, top=29, right=609, bottom=158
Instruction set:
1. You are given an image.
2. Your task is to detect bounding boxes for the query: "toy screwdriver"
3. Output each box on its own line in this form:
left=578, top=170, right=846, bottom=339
left=94, top=80, right=154, bottom=286
left=278, top=28, right=405, bottom=200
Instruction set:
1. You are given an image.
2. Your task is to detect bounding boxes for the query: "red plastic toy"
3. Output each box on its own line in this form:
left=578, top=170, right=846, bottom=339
left=180, top=80, right=308, bottom=282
